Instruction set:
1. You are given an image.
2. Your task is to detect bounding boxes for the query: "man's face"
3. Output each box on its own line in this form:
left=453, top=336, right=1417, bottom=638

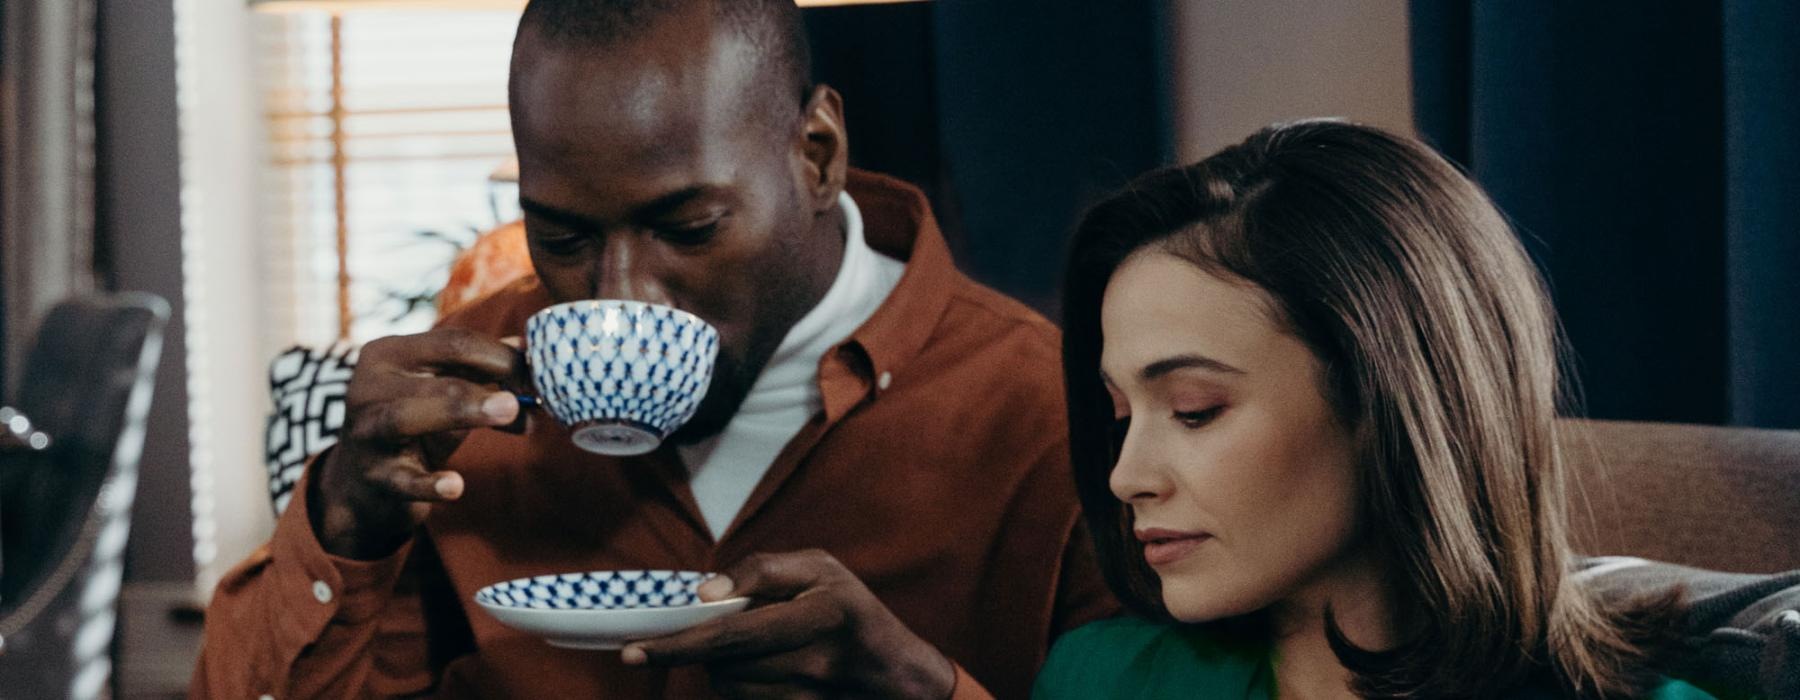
left=509, top=11, right=846, bottom=442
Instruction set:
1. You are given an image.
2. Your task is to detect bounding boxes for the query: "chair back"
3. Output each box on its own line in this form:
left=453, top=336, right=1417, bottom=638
left=0, top=293, right=168, bottom=700
left=1562, top=418, right=1800, bottom=574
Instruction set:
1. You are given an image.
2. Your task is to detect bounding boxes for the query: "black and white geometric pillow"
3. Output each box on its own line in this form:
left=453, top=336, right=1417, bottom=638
left=264, top=342, right=358, bottom=515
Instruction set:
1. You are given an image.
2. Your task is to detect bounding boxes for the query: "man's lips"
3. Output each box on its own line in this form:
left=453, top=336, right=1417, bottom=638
left=1135, top=527, right=1212, bottom=567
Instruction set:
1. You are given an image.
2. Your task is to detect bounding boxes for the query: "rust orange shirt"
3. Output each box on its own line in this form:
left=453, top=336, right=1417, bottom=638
left=191, top=171, right=1117, bottom=699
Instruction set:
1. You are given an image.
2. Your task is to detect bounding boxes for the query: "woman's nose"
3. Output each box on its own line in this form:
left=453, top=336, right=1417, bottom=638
left=1108, top=422, right=1172, bottom=504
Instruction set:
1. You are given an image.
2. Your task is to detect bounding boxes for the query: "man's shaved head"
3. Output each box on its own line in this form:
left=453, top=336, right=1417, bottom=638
left=507, top=0, right=851, bottom=444
left=517, top=0, right=812, bottom=123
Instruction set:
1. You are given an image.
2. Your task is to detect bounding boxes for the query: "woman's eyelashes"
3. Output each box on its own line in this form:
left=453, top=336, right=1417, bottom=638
left=1107, top=404, right=1223, bottom=432
left=1173, top=405, right=1225, bottom=429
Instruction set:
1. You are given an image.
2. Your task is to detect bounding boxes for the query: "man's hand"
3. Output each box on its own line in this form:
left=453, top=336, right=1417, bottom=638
left=310, top=328, right=529, bottom=560
left=621, top=550, right=957, bottom=700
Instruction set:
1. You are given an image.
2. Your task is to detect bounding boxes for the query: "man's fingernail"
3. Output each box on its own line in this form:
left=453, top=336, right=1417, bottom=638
left=697, top=577, right=733, bottom=601
left=620, top=646, right=646, bottom=666
left=435, top=473, right=464, bottom=499
left=499, top=336, right=524, bottom=349
left=481, top=392, right=518, bottom=422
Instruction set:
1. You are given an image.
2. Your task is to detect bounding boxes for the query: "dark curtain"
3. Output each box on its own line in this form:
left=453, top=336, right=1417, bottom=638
left=0, top=0, right=101, bottom=401
left=1, top=0, right=7, bottom=406
left=1411, top=1, right=1800, bottom=429
left=804, top=4, right=950, bottom=235
left=805, top=1, right=1171, bottom=313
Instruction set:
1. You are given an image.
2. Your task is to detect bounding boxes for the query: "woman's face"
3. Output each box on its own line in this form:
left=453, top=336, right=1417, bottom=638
left=1101, top=251, right=1363, bottom=623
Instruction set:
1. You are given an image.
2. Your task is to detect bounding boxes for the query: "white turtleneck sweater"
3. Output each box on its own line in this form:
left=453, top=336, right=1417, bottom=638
left=677, top=192, right=906, bottom=540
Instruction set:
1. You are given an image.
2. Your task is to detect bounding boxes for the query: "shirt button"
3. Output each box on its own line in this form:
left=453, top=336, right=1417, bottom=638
left=1779, top=609, right=1800, bottom=626
left=312, top=580, right=333, bottom=604
left=877, top=371, right=893, bottom=391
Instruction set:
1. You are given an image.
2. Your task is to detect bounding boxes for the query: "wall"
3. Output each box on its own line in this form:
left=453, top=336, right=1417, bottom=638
left=97, top=0, right=272, bottom=595
left=1169, top=0, right=1415, bottom=162
left=171, top=0, right=276, bottom=597
left=96, top=0, right=193, bottom=585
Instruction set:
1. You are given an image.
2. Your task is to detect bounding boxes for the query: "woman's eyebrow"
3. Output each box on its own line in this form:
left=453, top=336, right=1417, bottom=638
left=1140, top=354, right=1244, bottom=382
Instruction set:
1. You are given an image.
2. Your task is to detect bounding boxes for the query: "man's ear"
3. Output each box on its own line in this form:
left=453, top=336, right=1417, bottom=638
left=796, top=84, right=848, bottom=213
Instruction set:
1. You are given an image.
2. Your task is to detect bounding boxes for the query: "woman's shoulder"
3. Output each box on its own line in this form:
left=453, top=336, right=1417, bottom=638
left=1033, top=617, right=1268, bottom=699
left=1046, top=616, right=1173, bottom=656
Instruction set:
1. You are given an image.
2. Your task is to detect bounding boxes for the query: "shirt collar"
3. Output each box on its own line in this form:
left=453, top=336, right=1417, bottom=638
left=820, top=169, right=962, bottom=418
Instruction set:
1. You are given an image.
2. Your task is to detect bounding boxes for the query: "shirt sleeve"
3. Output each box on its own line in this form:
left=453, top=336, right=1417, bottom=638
left=947, top=662, right=997, bottom=700
left=189, top=460, right=443, bottom=699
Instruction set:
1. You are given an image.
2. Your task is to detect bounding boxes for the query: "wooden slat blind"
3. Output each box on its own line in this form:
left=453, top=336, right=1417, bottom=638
left=253, top=9, right=520, bottom=347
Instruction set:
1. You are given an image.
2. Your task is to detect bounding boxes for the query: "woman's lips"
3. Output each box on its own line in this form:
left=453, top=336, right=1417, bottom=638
left=1135, top=528, right=1212, bottom=567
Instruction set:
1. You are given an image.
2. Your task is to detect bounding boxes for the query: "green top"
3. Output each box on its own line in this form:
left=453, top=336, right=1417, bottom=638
left=1032, top=617, right=1719, bottom=700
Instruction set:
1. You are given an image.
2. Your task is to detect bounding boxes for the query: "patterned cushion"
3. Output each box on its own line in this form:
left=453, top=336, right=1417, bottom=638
left=264, top=342, right=358, bottom=515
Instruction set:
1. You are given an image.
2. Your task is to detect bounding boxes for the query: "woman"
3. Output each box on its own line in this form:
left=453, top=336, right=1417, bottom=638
left=1039, top=121, right=1710, bottom=698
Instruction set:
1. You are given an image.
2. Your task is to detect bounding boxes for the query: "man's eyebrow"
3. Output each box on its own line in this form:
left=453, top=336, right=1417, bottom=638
left=637, top=186, right=719, bottom=218
left=519, top=186, right=722, bottom=230
left=1139, top=354, right=1244, bottom=382
left=519, top=197, right=601, bottom=230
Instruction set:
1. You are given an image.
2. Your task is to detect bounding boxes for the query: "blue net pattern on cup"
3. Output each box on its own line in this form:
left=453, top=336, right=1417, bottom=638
left=475, top=570, right=714, bottom=610
left=525, top=301, right=720, bottom=439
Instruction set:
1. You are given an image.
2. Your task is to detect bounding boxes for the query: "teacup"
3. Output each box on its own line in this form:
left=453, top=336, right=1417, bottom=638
left=524, top=300, right=719, bottom=456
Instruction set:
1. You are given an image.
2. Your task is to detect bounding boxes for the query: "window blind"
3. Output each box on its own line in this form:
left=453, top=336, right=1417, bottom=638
left=254, top=9, right=520, bottom=349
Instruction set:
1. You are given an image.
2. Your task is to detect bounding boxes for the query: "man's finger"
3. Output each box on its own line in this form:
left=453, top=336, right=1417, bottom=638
left=711, top=550, right=846, bottom=602
left=365, top=456, right=464, bottom=503
left=625, top=594, right=844, bottom=667
left=696, top=576, right=735, bottom=602
left=390, top=328, right=530, bottom=387
left=353, top=383, right=519, bottom=441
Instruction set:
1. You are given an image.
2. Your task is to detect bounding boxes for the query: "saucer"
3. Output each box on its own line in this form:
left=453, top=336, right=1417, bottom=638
left=474, top=570, right=748, bottom=650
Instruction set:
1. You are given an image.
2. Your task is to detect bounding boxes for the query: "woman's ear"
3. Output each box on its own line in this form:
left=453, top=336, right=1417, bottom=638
left=795, top=84, right=848, bottom=213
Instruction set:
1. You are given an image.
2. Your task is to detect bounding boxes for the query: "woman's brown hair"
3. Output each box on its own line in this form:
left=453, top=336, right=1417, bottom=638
left=1060, top=120, right=1676, bottom=698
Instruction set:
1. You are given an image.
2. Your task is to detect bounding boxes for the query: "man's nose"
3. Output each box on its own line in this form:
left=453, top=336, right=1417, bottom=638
left=588, top=234, right=673, bottom=306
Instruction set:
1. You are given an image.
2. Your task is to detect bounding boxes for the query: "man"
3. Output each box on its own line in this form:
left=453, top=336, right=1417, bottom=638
left=192, top=1, right=1115, bottom=698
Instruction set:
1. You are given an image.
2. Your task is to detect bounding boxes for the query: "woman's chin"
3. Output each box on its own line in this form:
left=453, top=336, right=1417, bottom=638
left=1159, top=576, right=1265, bottom=623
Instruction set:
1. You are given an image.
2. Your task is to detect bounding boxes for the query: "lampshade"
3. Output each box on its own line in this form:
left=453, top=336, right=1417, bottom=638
left=249, top=0, right=924, bottom=11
